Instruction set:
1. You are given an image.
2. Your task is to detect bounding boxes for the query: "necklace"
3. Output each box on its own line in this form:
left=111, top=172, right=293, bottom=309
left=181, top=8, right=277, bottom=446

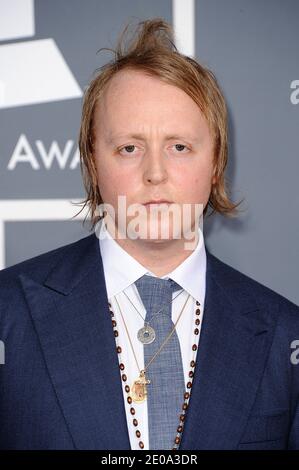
left=123, top=286, right=184, bottom=345
left=115, top=292, right=190, bottom=403
left=107, top=297, right=202, bottom=450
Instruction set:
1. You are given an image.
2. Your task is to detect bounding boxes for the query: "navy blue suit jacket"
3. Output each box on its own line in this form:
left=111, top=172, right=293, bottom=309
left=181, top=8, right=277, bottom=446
left=0, top=233, right=299, bottom=450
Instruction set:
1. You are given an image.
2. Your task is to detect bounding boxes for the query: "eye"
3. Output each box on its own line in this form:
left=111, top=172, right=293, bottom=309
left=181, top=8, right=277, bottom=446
left=173, top=144, right=189, bottom=153
left=119, top=145, right=136, bottom=155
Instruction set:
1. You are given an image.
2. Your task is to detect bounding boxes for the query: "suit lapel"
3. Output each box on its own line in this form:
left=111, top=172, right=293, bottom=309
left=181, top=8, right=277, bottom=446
left=19, top=233, right=131, bottom=450
left=180, top=250, right=279, bottom=450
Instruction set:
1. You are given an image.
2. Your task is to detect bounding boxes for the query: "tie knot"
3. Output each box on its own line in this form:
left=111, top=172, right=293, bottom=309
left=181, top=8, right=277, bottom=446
left=135, top=275, right=182, bottom=320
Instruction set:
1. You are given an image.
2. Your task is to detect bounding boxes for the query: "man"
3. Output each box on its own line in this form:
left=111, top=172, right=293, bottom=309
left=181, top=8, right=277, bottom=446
left=0, top=18, right=298, bottom=450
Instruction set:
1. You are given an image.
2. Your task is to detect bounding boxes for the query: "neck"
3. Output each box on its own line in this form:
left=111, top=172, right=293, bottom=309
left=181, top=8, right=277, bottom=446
left=105, top=222, right=199, bottom=277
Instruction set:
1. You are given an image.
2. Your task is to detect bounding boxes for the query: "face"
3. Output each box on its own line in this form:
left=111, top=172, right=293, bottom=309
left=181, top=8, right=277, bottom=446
left=93, top=69, right=216, bottom=243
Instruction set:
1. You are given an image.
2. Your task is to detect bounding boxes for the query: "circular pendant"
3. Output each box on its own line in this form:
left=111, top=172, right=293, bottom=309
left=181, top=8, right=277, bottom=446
left=137, top=325, right=156, bottom=344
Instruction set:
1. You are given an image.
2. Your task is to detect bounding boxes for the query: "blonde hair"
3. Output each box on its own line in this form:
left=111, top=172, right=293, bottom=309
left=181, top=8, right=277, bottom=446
left=77, top=18, right=243, bottom=229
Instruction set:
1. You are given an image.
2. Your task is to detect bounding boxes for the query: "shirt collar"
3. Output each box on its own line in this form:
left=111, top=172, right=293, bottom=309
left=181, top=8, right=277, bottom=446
left=98, top=219, right=206, bottom=305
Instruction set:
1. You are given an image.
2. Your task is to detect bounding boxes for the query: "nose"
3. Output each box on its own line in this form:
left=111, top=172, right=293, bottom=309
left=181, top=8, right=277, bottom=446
left=143, top=149, right=168, bottom=185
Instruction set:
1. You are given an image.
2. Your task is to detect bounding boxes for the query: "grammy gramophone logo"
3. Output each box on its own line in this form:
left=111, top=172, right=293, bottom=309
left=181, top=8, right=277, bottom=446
left=0, top=0, right=82, bottom=109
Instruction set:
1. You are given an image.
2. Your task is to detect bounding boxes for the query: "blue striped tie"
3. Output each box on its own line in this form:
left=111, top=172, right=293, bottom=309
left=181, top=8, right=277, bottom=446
left=135, top=275, right=185, bottom=450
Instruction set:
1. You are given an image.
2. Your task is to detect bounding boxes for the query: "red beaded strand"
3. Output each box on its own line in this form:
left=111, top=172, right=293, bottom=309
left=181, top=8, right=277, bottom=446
left=171, top=299, right=201, bottom=450
left=108, top=298, right=201, bottom=451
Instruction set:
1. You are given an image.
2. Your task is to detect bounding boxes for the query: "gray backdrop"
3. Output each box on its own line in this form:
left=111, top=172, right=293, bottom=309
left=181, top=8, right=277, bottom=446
left=0, top=0, right=298, bottom=305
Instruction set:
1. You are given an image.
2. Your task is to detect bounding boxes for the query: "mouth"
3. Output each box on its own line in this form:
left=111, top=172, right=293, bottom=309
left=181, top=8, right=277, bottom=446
left=143, top=200, right=173, bottom=206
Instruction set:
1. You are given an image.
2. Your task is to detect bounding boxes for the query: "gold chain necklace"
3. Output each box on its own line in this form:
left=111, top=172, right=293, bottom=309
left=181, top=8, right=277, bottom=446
left=108, top=297, right=202, bottom=450
left=114, top=292, right=191, bottom=403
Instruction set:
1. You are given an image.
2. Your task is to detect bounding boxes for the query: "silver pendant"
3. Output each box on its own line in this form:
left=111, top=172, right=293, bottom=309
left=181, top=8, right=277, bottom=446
left=137, top=324, right=156, bottom=344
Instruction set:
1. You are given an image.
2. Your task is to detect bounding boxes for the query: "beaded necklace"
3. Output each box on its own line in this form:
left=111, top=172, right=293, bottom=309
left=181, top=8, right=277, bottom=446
left=108, top=297, right=202, bottom=450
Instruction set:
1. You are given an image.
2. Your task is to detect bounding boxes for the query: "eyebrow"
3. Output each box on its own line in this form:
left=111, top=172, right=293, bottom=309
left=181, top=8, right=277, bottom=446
left=107, top=133, right=199, bottom=143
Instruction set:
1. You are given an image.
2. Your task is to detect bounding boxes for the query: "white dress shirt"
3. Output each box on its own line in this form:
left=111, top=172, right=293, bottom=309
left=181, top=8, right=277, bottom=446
left=98, top=219, right=207, bottom=450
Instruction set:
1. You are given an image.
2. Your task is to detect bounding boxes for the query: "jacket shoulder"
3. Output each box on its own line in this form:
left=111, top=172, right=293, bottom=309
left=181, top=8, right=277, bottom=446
left=0, top=233, right=95, bottom=295
left=207, top=250, right=299, bottom=319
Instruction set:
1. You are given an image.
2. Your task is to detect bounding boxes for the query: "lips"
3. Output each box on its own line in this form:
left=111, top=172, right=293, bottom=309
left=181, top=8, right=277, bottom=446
left=143, top=200, right=172, bottom=205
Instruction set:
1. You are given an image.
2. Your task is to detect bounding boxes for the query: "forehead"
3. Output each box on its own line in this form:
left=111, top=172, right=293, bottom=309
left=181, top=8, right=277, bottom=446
left=103, top=68, right=187, bottom=100
left=94, top=69, right=209, bottom=136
